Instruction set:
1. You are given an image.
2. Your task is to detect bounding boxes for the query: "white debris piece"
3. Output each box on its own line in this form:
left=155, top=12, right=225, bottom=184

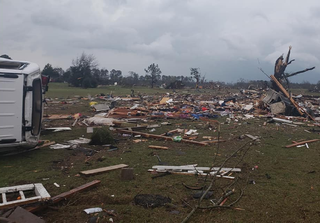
left=45, top=127, right=72, bottom=132
left=83, top=207, right=103, bottom=214
left=50, top=144, right=71, bottom=149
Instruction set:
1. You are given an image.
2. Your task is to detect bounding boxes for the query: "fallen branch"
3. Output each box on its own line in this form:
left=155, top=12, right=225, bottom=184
left=181, top=140, right=253, bottom=223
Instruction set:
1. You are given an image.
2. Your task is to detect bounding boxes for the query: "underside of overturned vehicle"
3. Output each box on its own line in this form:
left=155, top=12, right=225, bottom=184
left=0, top=58, right=46, bottom=155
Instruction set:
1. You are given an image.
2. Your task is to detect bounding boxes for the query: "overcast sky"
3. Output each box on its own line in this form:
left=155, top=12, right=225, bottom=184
left=1, top=0, right=319, bottom=83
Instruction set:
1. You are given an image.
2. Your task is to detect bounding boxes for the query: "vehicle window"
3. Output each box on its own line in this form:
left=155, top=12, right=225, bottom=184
left=32, top=79, right=42, bottom=135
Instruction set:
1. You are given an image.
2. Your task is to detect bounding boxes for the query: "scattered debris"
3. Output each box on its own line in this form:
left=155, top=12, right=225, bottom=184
left=26, top=180, right=101, bottom=213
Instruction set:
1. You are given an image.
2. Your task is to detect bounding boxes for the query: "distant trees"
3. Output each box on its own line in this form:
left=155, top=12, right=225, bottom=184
left=42, top=63, right=61, bottom=80
left=122, top=71, right=140, bottom=87
left=68, top=53, right=99, bottom=88
left=190, top=68, right=201, bottom=89
left=109, top=69, right=123, bottom=85
left=145, top=63, right=162, bottom=88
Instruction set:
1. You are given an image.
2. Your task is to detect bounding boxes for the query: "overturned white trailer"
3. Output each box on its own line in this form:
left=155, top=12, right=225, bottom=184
left=0, top=58, right=45, bottom=154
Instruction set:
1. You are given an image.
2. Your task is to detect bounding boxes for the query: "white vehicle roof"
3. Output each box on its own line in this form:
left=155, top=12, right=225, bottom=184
left=0, top=57, right=40, bottom=74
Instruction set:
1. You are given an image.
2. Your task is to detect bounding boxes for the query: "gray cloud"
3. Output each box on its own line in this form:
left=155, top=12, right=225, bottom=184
left=1, top=0, right=319, bottom=83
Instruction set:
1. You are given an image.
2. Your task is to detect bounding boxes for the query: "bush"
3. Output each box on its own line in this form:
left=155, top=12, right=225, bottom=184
left=89, top=127, right=115, bottom=145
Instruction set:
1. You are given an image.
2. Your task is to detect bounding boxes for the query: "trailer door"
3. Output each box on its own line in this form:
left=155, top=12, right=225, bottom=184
left=0, top=73, right=23, bottom=143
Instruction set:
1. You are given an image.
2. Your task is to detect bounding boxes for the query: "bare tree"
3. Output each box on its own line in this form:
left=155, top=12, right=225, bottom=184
left=272, top=46, right=315, bottom=91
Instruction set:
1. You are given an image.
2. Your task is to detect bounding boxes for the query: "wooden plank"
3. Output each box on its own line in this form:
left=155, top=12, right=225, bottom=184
left=26, top=180, right=101, bottom=213
left=0, top=196, right=42, bottom=209
left=2, top=193, right=6, bottom=203
left=34, top=184, right=51, bottom=199
left=285, top=139, right=319, bottom=148
left=148, top=145, right=168, bottom=150
left=80, top=164, right=128, bottom=175
left=51, top=180, right=101, bottom=203
left=19, top=191, right=25, bottom=200
left=0, top=184, right=35, bottom=193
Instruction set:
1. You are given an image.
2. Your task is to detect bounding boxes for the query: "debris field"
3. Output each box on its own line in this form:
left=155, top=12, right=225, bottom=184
left=1, top=84, right=320, bottom=223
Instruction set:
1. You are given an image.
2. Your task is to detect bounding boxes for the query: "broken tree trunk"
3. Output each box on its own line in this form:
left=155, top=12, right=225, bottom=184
left=270, top=75, right=314, bottom=120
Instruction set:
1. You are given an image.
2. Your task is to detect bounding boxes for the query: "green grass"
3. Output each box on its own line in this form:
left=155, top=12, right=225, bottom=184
left=1, top=84, right=320, bottom=222
left=46, top=82, right=234, bottom=99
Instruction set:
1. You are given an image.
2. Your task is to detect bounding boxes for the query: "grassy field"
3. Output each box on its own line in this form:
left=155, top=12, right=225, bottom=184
left=1, top=84, right=320, bottom=222
left=45, top=83, right=237, bottom=99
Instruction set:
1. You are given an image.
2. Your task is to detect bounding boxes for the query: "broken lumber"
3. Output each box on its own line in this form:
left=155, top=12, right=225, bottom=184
left=148, top=145, right=168, bottom=150
left=80, top=164, right=128, bottom=175
left=151, top=165, right=241, bottom=172
left=159, top=171, right=235, bottom=179
left=116, top=129, right=207, bottom=146
left=0, top=184, right=51, bottom=210
left=285, top=139, right=319, bottom=148
left=26, top=180, right=101, bottom=213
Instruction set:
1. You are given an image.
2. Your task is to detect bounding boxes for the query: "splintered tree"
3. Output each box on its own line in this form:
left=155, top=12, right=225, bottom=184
left=190, top=68, right=201, bottom=89
left=270, top=46, right=316, bottom=120
left=272, top=46, right=315, bottom=91
left=145, top=63, right=161, bottom=88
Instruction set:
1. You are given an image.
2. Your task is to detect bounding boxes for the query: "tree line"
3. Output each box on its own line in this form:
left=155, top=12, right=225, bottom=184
left=41, top=52, right=201, bottom=89
left=39, top=52, right=320, bottom=91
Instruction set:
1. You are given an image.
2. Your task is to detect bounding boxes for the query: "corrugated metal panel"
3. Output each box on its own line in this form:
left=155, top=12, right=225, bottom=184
left=0, top=75, right=23, bottom=142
